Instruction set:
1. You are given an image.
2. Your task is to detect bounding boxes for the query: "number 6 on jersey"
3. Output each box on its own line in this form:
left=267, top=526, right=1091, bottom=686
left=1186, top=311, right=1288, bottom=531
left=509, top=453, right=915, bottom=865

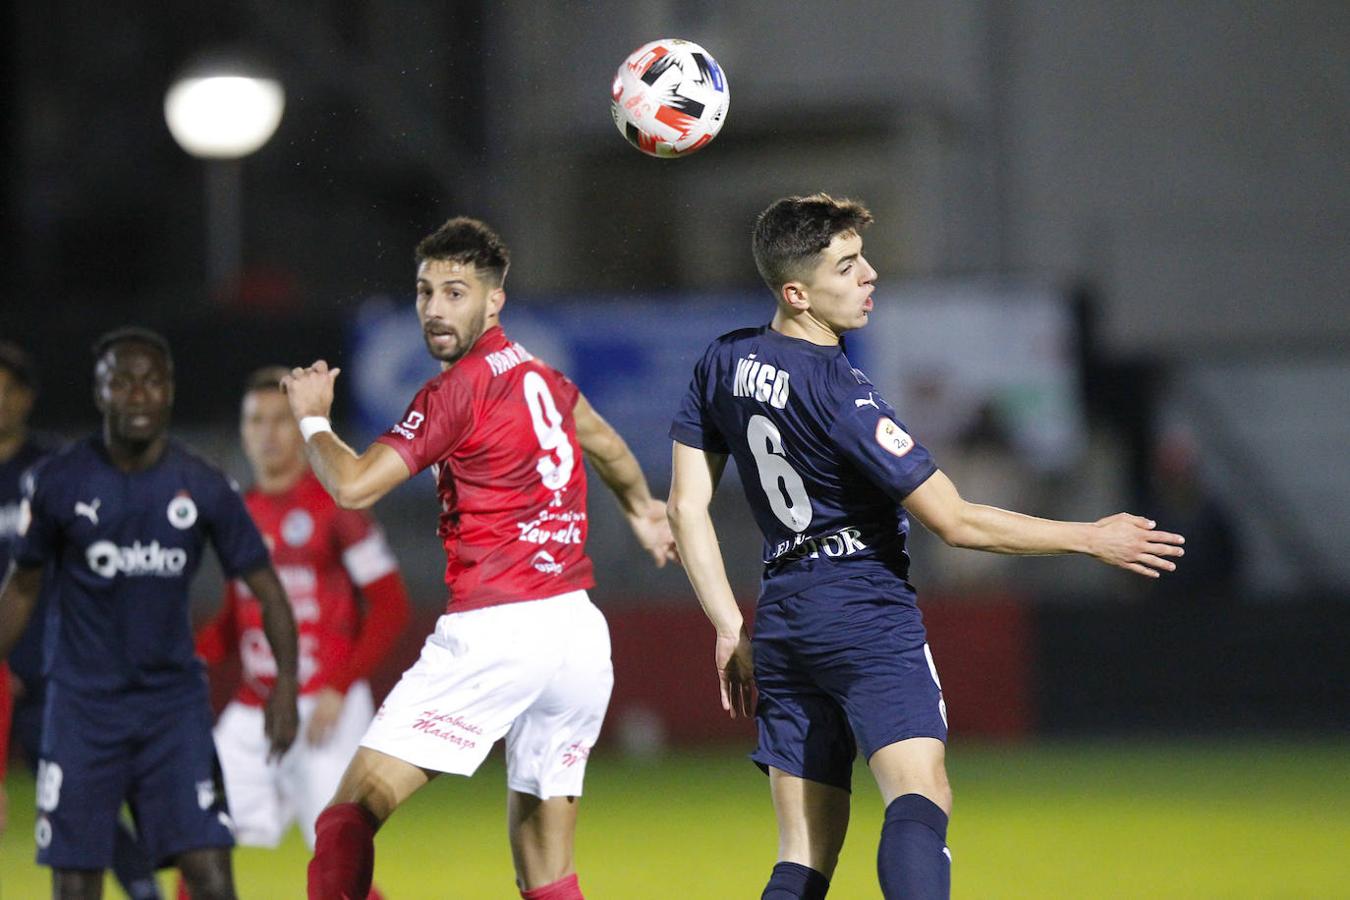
left=747, top=414, right=813, bottom=532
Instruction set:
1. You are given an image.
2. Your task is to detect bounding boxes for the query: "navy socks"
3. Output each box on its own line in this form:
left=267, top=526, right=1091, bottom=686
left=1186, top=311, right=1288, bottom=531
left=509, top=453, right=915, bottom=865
left=878, top=793, right=950, bottom=899
left=762, top=861, right=830, bottom=899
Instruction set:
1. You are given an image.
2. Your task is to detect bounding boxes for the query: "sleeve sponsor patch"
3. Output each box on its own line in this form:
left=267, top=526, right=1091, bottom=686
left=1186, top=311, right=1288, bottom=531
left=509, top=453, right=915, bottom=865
left=875, top=417, right=915, bottom=457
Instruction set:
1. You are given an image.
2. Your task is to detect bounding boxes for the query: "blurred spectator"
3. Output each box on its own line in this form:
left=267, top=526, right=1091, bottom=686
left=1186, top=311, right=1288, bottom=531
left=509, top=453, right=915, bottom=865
left=909, top=401, right=1041, bottom=595
left=1145, top=425, right=1241, bottom=603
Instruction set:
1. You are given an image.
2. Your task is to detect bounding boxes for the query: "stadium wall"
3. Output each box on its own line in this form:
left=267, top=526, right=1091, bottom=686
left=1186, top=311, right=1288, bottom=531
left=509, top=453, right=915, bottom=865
left=205, top=595, right=1349, bottom=749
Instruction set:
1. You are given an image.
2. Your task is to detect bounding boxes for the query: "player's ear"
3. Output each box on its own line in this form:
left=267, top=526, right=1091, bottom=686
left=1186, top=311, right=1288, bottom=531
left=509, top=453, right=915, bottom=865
left=780, top=280, right=810, bottom=312
left=488, top=287, right=506, bottom=317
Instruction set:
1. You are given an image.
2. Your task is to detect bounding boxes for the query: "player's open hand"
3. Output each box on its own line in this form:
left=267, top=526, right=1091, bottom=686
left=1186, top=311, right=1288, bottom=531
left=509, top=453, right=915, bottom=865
left=280, top=359, right=341, bottom=420
left=264, top=677, right=300, bottom=761
left=628, top=498, right=679, bottom=568
left=1090, top=513, right=1185, bottom=578
left=716, top=629, right=755, bottom=719
left=306, top=686, right=344, bottom=747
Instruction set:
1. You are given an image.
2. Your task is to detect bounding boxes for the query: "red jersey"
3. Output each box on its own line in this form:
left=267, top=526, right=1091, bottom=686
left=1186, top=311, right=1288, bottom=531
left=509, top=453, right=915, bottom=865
left=196, top=472, right=407, bottom=705
left=375, top=325, right=595, bottom=612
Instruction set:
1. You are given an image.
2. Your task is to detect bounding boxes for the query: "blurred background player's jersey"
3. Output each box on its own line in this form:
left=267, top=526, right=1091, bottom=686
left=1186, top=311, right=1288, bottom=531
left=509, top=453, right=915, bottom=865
left=376, top=326, right=595, bottom=611
left=671, top=326, right=938, bottom=602
left=1, top=434, right=56, bottom=699
left=13, top=437, right=268, bottom=695
left=196, top=471, right=399, bottom=702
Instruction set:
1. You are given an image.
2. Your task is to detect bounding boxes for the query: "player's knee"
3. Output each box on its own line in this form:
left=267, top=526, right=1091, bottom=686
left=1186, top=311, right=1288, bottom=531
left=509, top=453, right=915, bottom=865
left=53, top=869, right=104, bottom=900
left=177, top=849, right=236, bottom=900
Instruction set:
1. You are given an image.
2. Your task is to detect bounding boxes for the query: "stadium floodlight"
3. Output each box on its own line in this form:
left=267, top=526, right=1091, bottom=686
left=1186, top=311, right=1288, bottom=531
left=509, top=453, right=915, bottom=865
left=164, top=55, right=284, bottom=297
left=164, top=65, right=285, bottom=159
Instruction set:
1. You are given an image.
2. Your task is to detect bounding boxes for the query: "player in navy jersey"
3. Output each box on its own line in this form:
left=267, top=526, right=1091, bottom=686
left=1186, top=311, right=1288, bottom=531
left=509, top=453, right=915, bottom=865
left=0, top=341, right=52, bottom=839
left=0, top=340, right=169, bottom=898
left=0, top=328, right=300, bottom=900
left=283, top=217, right=675, bottom=900
left=668, top=194, right=1186, bottom=900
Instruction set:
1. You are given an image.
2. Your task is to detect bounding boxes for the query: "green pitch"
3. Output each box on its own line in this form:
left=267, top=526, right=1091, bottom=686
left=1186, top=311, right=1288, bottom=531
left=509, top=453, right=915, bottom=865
left=1, top=741, right=1346, bottom=898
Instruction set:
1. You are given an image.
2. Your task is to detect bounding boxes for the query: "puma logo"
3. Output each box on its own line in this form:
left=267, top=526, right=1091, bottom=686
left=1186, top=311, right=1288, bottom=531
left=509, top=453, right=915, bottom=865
left=855, top=393, right=879, bottom=409
left=75, top=498, right=101, bottom=525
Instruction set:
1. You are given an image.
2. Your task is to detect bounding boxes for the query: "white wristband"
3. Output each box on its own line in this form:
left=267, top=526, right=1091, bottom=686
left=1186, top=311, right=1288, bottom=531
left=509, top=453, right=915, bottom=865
left=299, top=416, right=333, bottom=442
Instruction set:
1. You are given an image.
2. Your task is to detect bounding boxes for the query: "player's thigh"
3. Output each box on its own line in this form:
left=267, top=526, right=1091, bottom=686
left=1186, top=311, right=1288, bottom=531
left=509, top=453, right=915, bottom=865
left=751, top=615, right=858, bottom=792
left=504, top=593, right=613, bottom=800
left=129, top=696, right=234, bottom=868
left=768, top=767, right=851, bottom=878
left=507, top=790, right=581, bottom=889
left=213, top=701, right=288, bottom=847
left=360, top=608, right=555, bottom=781
left=36, top=687, right=133, bottom=872
left=867, top=737, right=951, bottom=812
left=295, top=681, right=375, bottom=846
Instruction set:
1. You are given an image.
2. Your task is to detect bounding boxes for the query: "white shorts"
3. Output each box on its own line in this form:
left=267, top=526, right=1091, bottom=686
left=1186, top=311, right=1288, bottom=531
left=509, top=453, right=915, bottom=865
left=213, top=680, right=374, bottom=848
left=360, top=590, right=613, bottom=799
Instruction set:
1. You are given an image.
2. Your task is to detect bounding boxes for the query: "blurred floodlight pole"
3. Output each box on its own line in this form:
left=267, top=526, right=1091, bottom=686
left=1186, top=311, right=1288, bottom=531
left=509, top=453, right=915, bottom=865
left=164, top=63, right=284, bottom=298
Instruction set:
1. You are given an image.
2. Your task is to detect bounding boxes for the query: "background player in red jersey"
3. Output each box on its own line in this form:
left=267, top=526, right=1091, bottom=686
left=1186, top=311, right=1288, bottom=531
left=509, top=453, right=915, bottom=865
left=195, top=367, right=410, bottom=861
left=282, top=217, right=676, bottom=900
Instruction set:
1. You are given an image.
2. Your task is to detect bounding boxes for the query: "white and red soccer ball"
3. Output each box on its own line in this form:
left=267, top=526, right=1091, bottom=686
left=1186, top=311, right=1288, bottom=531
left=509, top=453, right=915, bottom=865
left=611, top=39, right=729, bottom=158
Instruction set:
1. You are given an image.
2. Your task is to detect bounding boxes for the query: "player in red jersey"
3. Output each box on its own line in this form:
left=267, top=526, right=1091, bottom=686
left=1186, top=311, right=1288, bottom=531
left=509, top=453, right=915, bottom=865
left=195, top=366, right=410, bottom=864
left=283, top=216, right=676, bottom=900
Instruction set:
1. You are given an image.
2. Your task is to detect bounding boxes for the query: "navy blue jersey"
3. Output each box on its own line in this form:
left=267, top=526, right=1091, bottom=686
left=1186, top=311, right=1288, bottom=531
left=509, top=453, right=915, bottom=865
left=671, top=326, right=938, bottom=601
left=12, top=437, right=270, bottom=695
left=1, top=435, right=57, bottom=688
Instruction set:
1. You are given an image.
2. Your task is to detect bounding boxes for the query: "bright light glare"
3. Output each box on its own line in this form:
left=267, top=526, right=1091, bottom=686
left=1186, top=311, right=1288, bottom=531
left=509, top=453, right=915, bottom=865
left=164, top=76, right=285, bottom=159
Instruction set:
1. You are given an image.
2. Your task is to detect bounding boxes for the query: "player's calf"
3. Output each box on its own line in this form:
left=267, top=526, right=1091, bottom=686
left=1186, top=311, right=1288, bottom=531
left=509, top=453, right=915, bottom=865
left=877, top=793, right=951, bottom=900
left=309, top=802, right=380, bottom=900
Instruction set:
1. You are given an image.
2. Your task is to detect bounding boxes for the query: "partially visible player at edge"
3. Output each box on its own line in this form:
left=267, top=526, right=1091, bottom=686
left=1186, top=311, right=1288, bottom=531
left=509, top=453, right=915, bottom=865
left=667, top=194, right=1186, bottom=900
left=0, top=327, right=300, bottom=900
left=283, top=216, right=677, bottom=900
left=0, top=340, right=167, bottom=900
left=192, top=366, right=411, bottom=898
left=0, top=341, right=54, bottom=842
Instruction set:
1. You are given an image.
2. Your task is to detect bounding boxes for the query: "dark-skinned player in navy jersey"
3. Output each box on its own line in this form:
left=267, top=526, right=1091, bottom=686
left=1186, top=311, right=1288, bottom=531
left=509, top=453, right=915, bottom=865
left=0, top=327, right=300, bottom=900
left=283, top=217, right=676, bottom=900
left=0, top=340, right=166, bottom=899
left=668, top=194, right=1187, bottom=900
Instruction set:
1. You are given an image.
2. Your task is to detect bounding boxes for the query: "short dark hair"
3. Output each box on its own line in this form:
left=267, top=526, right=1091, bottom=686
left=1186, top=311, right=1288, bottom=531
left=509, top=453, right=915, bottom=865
left=751, top=193, right=874, bottom=292
left=0, top=340, right=37, bottom=391
left=92, top=326, right=174, bottom=372
left=414, top=216, right=511, bottom=286
left=242, top=365, right=291, bottom=395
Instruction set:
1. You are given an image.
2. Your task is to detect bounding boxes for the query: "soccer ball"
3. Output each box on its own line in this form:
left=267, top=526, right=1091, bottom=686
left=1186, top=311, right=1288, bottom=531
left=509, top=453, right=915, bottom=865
left=610, top=39, right=729, bottom=158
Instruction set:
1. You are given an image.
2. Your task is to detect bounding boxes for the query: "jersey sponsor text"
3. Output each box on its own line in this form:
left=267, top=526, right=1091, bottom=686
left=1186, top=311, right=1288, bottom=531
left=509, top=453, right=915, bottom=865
left=85, top=539, right=188, bottom=579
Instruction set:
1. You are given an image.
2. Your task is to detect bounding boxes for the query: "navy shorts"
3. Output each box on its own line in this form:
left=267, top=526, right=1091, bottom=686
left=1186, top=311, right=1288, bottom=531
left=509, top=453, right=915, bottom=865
left=750, top=574, right=948, bottom=792
left=35, top=681, right=233, bottom=870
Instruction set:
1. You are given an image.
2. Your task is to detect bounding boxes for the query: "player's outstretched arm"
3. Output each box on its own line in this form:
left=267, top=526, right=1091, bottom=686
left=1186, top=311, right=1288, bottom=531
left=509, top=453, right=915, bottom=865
left=240, top=565, right=301, bottom=759
left=281, top=360, right=413, bottom=509
left=668, top=441, right=754, bottom=718
left=573, top=392, right=677, bottom=567
left=0, top=563, right=41, bottom=662
left=902, top=469, right=1186, bottom=578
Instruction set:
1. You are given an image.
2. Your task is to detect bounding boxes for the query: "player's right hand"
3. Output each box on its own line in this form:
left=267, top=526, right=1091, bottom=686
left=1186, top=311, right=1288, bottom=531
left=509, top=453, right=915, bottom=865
left=264, top=677, right=300, bottom=761
left=716, top=629, right=755, bottom=719
left=306, top=686, right=344, bottom=747
left=1089, top=513, right=1186, bottom=578
left=280, top=359, right=341, bottom=420
left=629, top=498, right=679, bottom=568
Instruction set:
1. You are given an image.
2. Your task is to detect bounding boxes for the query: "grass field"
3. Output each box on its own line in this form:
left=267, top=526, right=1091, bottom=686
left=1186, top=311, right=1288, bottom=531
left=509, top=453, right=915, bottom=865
left=2, top=740, right=1346, bottom=898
